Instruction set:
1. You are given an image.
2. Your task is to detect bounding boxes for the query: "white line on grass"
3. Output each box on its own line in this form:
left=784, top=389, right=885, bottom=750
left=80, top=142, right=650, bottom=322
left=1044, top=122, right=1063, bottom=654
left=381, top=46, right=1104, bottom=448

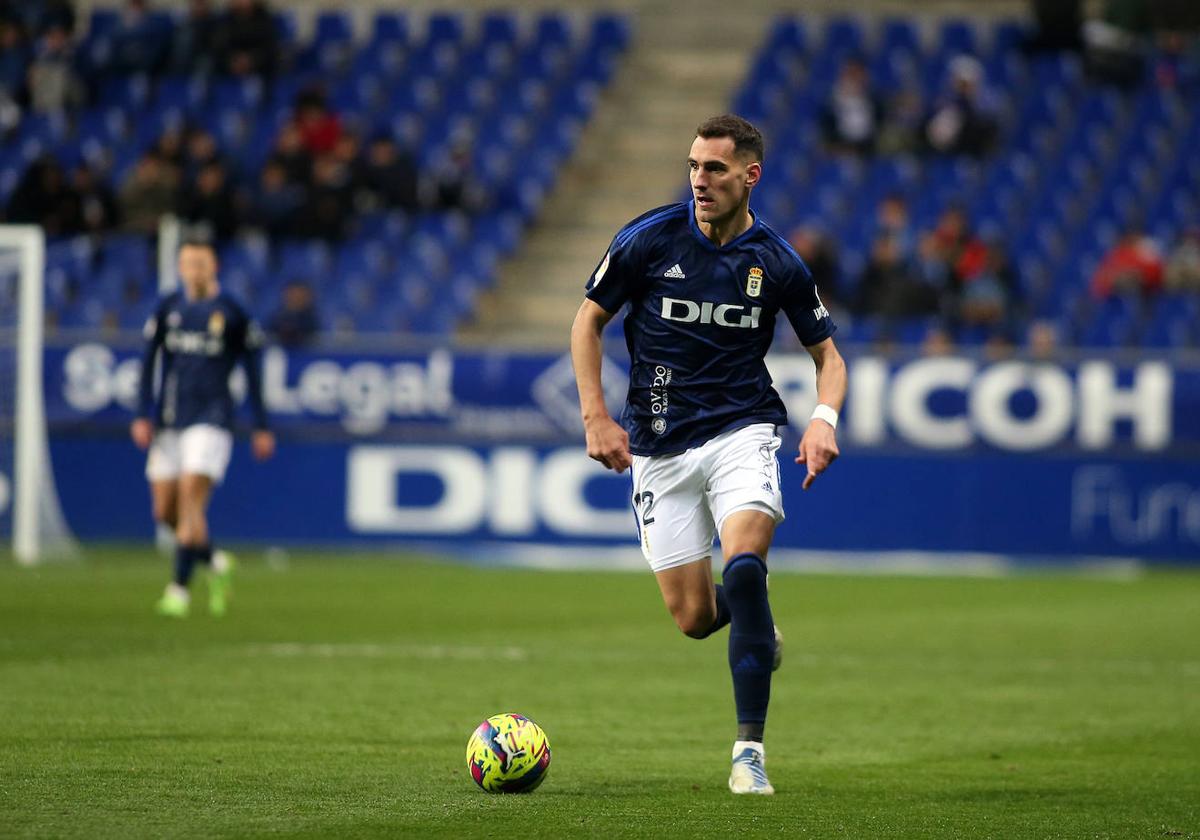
left=246, top=642, right=527, bottom=660
left=432, top=544, right=1146, bottom=579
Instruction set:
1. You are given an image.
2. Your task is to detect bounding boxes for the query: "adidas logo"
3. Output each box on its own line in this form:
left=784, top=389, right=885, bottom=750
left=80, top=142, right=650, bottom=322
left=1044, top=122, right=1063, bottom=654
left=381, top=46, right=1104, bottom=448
left=664, top=264, right=686, bottom=279
left=733, top=652, right=762, bottom=675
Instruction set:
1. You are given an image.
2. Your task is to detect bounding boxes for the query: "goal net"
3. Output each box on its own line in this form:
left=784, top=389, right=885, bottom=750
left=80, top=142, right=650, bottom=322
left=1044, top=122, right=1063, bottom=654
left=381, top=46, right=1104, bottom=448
left=0, top=225, right=80, bottom=563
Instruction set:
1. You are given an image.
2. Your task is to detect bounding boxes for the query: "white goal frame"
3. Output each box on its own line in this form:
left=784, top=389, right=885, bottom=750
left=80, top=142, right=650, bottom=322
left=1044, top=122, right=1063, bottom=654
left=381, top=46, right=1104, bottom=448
left=1, top=225, right=78, bottom=564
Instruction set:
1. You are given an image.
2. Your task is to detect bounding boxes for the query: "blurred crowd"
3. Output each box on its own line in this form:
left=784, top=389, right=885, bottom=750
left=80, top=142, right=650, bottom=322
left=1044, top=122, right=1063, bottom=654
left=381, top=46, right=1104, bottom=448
left=786, top=0, right=1200, bottom=356
left=0, top=0, right=486, bottom=245
left=788, top=193, right=1200, bottom=357
left=1, top=0, right=1197, bottom=351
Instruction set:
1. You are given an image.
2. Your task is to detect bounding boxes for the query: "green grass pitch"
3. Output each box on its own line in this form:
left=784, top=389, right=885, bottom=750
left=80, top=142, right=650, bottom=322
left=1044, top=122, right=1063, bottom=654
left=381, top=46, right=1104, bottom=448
left=1, top=548, right=1198, bottom=839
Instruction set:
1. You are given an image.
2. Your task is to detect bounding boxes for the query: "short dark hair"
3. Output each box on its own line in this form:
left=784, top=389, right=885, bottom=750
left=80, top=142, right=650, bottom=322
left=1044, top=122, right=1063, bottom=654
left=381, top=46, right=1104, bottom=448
left=179, top=237, right=215, bottom=252
left=696, top=114, right=764, bottom=163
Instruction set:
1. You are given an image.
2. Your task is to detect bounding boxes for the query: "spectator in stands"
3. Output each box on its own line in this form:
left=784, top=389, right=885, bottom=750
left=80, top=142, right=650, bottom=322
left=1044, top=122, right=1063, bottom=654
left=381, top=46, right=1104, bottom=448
left=820, top=56, right=883, bottom=156
left=0, top=20, right=29, bottom=136
left=877, top=85, right=924, bottom=156
left=0, top=19, right=30, bottom=99
left=298, top=154, right=352, bottom=240
left=152, top=124, right=187, bottom=174
left=354, top=134, right=419, bottom=212
left=428, top=132, right=486, bottom=212
left=105, top=0, right=167, bottom=75
left=249, top=157, right=304, bottom=239
left=268, top=281, right=319, bottom=347
left=1165, top=227, right=1200, bottom=293
left=71, top=162, right=118, bottom=234
left=873, top=193, right=914, bottom=259
left=119, top=152, right=178, bottom=236
left=922, top=56, right=998, bottom=157
left=1084, top=0, right=1152, bottom=86
left=271, top=121, right=311, bottom=185
left=291, top=86, right=343, bottom=156
left=1153, top=31, right=1200, bottom=92
left=1090, top=226, right=1164, bottom=298
left=914, top=229, right=952, bottom=290
left=1026, top=319, right=1061, bottom=360
left=4, top=154, right=80, bottom=235
left=953, top=241, right=1021, bottom=343
left=925, top=205, right=987, bottom=287
left=787, top=223, right=842, bottom=312
left=183, top=126, right=221, bottom=178
left=170, top=0, right=221, bottom=76
left=331, top=130, right=361, bottom=175
left=1025, top=0, right=1084, bottom=52
left=177, top=160, right=242, bottom=241
left=1, top=0, right=75, bottom=38
left=27, top=23, right=82, bottom=113
left=919, top=325, right=956, bottom=355
left=215, top=0, right=277, bottom=78
left=855, top=232, right=939, bottom=319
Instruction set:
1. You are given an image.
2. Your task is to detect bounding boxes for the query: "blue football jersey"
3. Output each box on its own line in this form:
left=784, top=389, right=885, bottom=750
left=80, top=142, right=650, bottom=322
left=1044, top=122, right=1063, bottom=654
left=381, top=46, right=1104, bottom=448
left=585, top=201, right=835, bottom=456
left=137, top=289, right=269, bottom=431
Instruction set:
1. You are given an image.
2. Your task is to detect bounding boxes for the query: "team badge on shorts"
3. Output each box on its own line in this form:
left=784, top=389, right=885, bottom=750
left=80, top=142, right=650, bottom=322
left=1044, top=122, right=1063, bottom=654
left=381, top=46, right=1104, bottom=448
left=208, top=310, right=226, bottom=335
left=652, top=417, right=667, bottom=435
left=746, top=266, right=763, bottom=298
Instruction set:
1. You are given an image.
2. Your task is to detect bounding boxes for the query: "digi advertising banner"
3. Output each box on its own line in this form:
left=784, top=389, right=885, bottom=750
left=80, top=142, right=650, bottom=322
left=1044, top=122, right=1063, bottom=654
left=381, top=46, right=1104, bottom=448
left=5, top=339, right=1199, bottom=562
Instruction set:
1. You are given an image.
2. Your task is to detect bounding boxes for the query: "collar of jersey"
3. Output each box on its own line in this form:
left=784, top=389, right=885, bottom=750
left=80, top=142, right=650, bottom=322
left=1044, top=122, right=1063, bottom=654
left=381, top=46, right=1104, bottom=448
left=687, top=199, right=760, bottom=251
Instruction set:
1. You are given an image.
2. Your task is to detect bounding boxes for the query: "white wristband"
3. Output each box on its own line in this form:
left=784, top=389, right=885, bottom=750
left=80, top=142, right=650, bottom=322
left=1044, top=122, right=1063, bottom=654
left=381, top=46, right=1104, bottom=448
left=810, top=403, right=838, bottom=429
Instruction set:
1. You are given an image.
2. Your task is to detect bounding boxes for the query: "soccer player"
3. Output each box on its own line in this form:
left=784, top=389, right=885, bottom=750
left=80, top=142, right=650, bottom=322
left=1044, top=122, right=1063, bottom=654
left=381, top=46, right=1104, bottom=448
left=130, top=240, right=274, bottom=618
left=570, top=115, right=846, bottom=795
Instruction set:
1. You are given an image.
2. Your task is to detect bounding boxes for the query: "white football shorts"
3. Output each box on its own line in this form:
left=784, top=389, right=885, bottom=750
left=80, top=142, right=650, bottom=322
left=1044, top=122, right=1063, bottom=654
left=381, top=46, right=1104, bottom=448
left=630, top=422, right=785, bottom=573
left=145, top=424, right=234, bottom=484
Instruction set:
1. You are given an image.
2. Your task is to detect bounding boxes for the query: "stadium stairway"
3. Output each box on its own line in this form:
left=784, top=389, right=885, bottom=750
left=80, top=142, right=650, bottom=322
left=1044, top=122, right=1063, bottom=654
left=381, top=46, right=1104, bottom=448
left=457, top=8, right=763, bottom=348
left=457, top=1, right=1029, bottom=348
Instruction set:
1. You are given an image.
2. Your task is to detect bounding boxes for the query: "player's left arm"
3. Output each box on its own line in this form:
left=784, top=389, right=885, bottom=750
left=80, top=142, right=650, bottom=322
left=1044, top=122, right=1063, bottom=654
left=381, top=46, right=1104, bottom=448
left=238, top=314, right=275, bottom=461
left=796, top=337, right=847, bottom=491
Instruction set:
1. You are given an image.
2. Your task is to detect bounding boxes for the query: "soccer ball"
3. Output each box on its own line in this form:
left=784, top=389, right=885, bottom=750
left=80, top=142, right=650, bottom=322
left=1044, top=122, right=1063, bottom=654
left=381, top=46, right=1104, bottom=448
left=465, top=713, right=552, bottom=793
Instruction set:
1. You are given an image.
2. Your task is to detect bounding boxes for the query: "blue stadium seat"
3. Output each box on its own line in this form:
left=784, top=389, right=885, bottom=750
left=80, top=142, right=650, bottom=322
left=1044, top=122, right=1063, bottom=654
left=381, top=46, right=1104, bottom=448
left=1077, top=294, right=1143, bottom=348
left=313, top=11, right=353, bottom=45
left=427, top=12, right=465, bottom=46
left=991, top=20, right=1026, bottom=56
left=765, top=17, right=808, bottom=55
left=938, top=19, right=977, bottom=56
left=589, top=14, right=631, bottom=53
left=1142, top=294, right=1199, bottom=348
left=272, top=11, right=298, bottom=49
left=822, top=17, right=864, bottom=56
left=476, top=12, right=516, bottom=47
left=88, top=9, right=121, bottom=38
left=534, top=13, right=571, bottom=47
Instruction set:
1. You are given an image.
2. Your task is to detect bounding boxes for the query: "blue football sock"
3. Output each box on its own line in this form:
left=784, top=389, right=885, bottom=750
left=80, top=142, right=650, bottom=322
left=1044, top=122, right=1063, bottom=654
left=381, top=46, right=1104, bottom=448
left=173, top=546, right=198, bottom=587
left=724, top=553, right=775, bottom=730
left=696, top=584, right=731, bottom=638
left=195, top=544, right=212, bottom=567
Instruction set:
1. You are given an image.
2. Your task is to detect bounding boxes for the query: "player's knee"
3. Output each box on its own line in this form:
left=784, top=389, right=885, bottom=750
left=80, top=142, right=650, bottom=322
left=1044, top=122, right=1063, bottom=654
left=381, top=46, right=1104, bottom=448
left=673, top=603, right=717, bottom=639
left=152, top=500, right=177, bottom=527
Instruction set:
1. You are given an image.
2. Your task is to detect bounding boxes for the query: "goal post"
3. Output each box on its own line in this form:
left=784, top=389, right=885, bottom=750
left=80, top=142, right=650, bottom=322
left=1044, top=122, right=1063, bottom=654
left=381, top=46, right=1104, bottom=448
left=0, top=224, right=79, bottom=564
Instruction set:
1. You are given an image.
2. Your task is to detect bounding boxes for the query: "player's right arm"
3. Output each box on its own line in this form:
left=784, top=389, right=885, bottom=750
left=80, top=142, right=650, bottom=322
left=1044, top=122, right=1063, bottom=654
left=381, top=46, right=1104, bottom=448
left=571, top=299, right=631, bottom=473
left=131, top=301, right=167, bottom=450
left=573, top=211, right=665, bottom=472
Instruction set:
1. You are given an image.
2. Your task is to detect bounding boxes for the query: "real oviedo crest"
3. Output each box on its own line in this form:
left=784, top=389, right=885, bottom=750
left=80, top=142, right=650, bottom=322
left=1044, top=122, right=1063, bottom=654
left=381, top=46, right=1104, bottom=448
left=746, top=266, right=763, bottom=298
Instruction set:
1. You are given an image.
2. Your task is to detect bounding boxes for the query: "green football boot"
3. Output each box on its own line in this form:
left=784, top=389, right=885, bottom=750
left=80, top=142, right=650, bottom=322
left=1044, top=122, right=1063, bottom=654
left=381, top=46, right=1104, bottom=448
left=155, top=585, right=190, bottom=618
left=208, top=550, right=236, bottom=617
